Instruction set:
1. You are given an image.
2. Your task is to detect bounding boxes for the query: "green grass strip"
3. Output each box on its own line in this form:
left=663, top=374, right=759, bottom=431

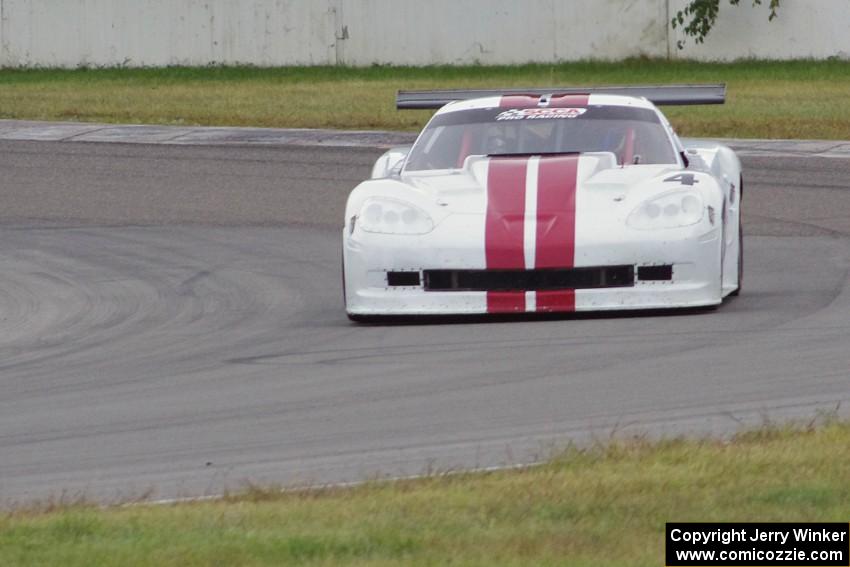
left=1, top=419, right=849, bottom=566
left=1, top=59, right=850, bottom=139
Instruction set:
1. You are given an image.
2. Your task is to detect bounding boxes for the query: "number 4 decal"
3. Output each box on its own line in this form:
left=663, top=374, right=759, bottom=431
left=664, top=173, right=699, bottom=186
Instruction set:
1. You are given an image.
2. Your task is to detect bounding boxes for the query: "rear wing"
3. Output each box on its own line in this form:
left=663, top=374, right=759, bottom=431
left=396, top=84, right=725, bottom=109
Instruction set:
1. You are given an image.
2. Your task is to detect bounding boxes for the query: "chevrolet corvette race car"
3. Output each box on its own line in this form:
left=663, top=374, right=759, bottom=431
left=343, top=85, right=742, bottom=319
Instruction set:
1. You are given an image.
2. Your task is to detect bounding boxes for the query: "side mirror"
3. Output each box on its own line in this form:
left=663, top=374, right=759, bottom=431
left=371, top=147, right=410, bottom=179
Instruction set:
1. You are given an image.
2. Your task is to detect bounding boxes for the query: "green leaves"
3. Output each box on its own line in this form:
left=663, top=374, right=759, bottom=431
left=672, top=0, right=780, bottom=49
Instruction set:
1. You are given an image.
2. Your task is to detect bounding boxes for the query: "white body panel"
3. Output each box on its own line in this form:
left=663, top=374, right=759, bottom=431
left=343, top=95, right=742, bottom=317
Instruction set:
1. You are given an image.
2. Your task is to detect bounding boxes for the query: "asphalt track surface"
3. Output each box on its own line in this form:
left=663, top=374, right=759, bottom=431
left=1, top=138, right=849, bottom=505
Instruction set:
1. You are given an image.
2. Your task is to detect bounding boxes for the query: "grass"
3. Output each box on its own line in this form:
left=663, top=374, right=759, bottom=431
left=1, top=418, right=849, bottom=566
left=1, top=59, right=850, bottom=138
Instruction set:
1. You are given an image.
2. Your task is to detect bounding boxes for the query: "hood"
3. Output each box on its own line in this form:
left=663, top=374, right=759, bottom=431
left=396, top=153, right=683, bottom=215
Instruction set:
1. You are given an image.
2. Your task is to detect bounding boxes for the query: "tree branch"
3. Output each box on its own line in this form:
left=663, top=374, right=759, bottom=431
left=671, top=0, right=780, bottom=49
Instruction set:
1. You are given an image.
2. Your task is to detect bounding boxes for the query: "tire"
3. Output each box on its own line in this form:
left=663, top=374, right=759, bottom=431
left=341, top=248, right=347, bottom=308
left=730, top=221, right=743, bottom=296
left=719, top=198, right=726, bottom=302
left=730, top=176, right=743, bottom=297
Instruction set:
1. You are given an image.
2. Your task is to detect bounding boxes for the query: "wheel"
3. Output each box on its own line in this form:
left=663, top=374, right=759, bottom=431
left=341, top=248, right=347, bottom=308
left=718, top=197, right=726, bottom=301
left=730, top=221, right=743, bottom=296
left=730, top=176, right=743, bottom=297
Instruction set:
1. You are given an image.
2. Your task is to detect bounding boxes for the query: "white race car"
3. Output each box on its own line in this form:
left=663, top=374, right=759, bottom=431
left=343, top=85, right=742, bottom=320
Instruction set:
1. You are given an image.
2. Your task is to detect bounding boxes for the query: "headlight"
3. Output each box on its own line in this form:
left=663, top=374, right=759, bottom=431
left=626, top=190, right=704, bottom=230
left=358, top=198, right=435, bottom=235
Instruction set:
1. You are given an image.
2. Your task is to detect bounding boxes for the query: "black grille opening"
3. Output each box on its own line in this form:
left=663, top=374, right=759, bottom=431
left=424, top=265, right=634, bottom=292
left=387, top=271, right=421, bottom=287
left=637, top=265, right=673, bottom=281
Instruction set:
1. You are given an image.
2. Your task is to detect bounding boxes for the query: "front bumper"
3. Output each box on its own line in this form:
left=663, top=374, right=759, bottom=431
left=343, top=217, right=722, bottom=316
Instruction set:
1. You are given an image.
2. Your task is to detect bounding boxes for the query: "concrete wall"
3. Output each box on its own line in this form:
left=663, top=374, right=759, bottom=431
left=0, top=0, right=847, bottom=67
left=0, top=0, right=338, bottom=67
left=672, top=0, right=850, bottom=60
left=337, top=0, right=668, bottom=65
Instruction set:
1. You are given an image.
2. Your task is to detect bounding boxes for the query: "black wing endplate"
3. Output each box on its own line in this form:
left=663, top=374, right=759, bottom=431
left=396, top=84, right=726, bottom=110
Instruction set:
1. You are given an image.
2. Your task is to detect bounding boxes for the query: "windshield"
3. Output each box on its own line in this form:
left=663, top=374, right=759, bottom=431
left=404, top=105, right=678, bottom=171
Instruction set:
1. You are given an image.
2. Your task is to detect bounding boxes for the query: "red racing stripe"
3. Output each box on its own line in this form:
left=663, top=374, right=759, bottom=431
left=501, top=93, right=589, bottom=109
left=487, top=291, right=526, bottom=313
left=548, top=94, right=589, bottom=107
left=485, top=158, right=528, bottom=313
left=535, top=155, right=580, bottom=312
left=499, top=95, right=538, bottom=108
